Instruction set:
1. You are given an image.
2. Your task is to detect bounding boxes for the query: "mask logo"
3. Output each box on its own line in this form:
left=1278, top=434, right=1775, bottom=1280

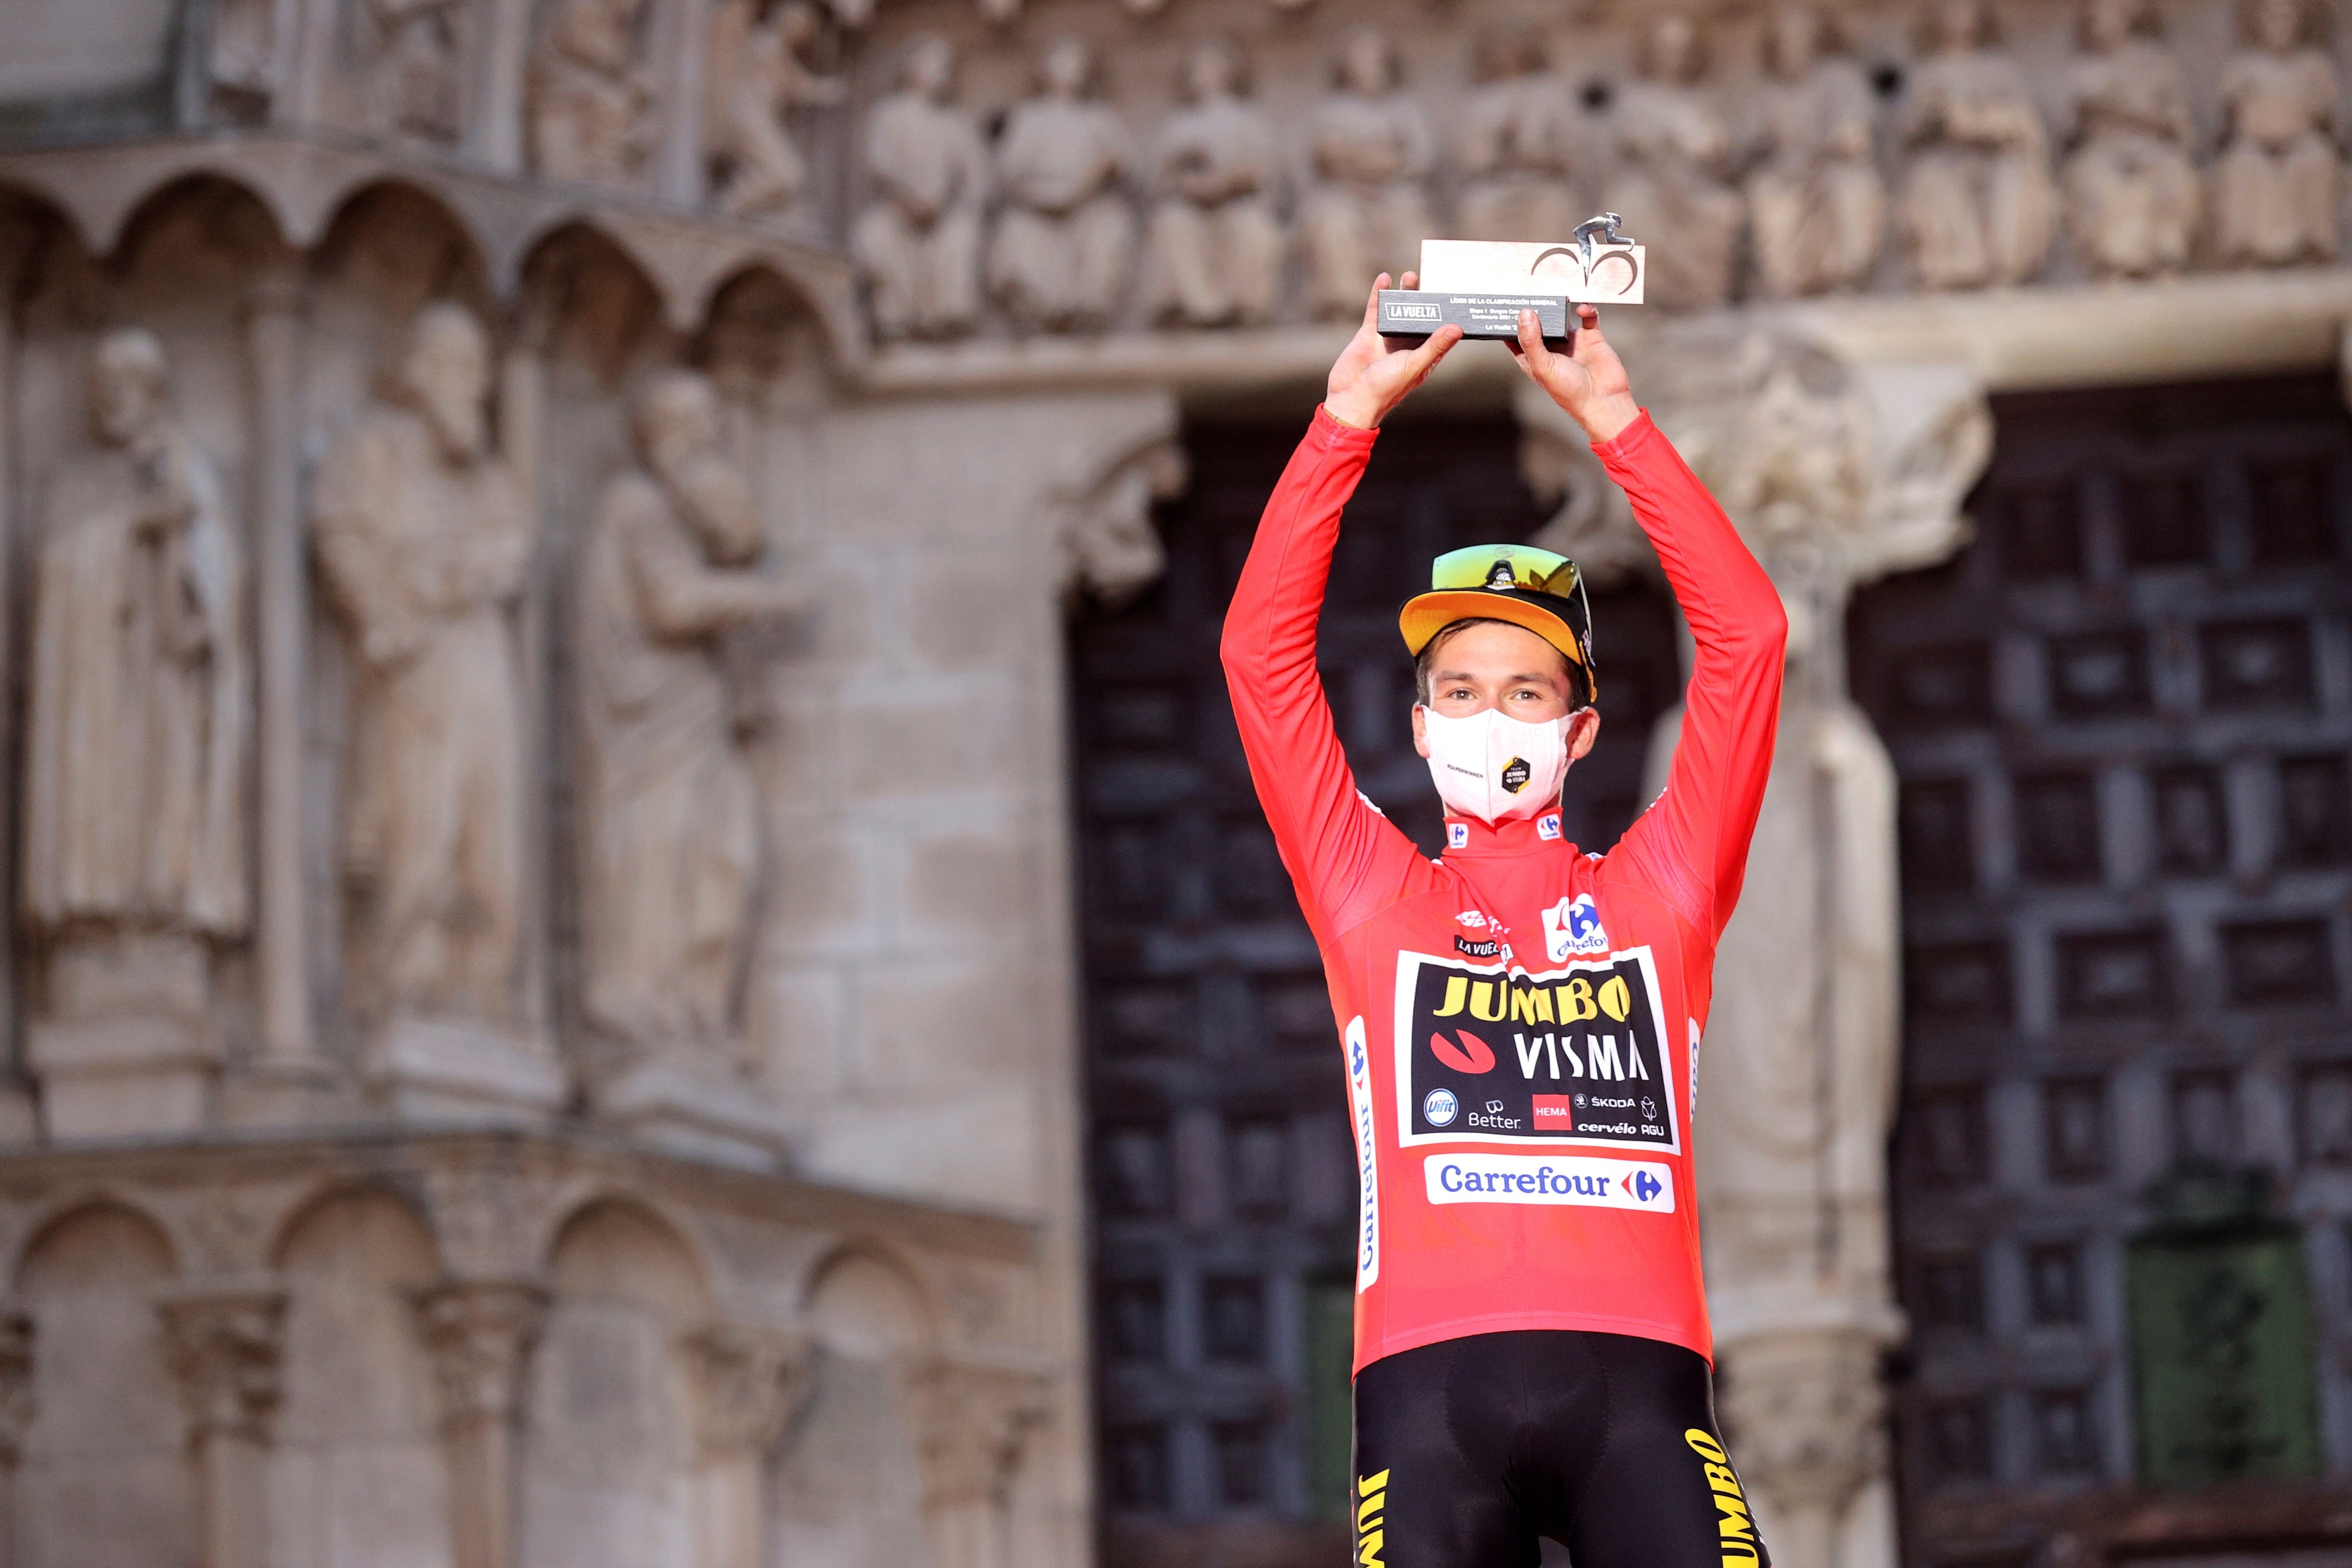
left=1501, top=757, right=1531, bottom=793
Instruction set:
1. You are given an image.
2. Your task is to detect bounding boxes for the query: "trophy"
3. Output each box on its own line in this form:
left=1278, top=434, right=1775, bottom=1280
left=1378, top=214, right=1645, bottom=339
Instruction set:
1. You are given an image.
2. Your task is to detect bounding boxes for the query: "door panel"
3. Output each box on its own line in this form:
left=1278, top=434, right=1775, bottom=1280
left=1851, top=375, right=2352, bottom=1564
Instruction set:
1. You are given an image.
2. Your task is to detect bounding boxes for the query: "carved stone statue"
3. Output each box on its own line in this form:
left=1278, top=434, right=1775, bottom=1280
left=1896, top=0, right=2058, bottom=288
left=1454, top=28, right=1582, bottom=244
left=1301, top=28, right=1435, bottom=320
left=2214, top=0, right=2342, bottom=266
left=365, top=0, right=462, bottom=141
left=1743, top=6, right=1887, bottom=297
left=2061, top=0, right=2199, bottom=277
left=312, top=304, right=535, bottom=1028
left=1140, top=40, right=1283, bottom=328
left=705, top=0, right=847, bottom=222
left=851, top=34, right=987, bottom=340
left=576, top=371, right=802, bottom=1058
left=1606, top=17, right=1745, bottom=309
left=22, top=328, right=250, bottom=970
left=986, top=38, right=1136, bottom=332
left=528, top=0, right=657, bottom=185
left=208, top=0, right=278, bottom=113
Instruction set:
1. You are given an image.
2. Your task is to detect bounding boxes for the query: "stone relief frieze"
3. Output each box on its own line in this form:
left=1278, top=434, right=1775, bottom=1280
left=1744, top=6, right=1887, bottom=298
left=1454, top=27, right=1585, bottom=245
left=1139, top=39, right=1284, bottom=328
left=986, top=38, right=1136, bottom=331
left=1607, top=17, right=1745, bottom=309
left=357, top=0, right=466, bottom=143
left=528, top=0, right=660, bottom=186
left=2215, top=0, right=2343, bottom=266
left=1300, top=28, right=1434, bottom=320
left=2061, top=0, right=2200, bottom=278
left=706, top=0, right=848, bottom=222
left=851, top=33, right=988, bottom=339
left=1897, top=0, right=2059, bottom=288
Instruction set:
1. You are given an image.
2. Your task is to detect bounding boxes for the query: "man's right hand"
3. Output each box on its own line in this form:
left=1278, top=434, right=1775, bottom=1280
left=1323, top=272, right=1463, bottom=431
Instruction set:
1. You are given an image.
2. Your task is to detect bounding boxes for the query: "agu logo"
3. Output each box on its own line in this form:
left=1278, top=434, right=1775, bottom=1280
left=1422, top=1088, right=1459, bottom=1126
left=1541, top=893, right=1609, bottom=961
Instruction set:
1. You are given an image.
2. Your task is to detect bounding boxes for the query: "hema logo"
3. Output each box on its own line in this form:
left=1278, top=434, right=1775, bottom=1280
left=1423, top=1151, right=1674, bottom=1211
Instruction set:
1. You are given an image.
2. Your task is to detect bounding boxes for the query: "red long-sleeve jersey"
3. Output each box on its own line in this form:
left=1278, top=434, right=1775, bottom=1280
left=1221, top=406, right=1787, bottom=1373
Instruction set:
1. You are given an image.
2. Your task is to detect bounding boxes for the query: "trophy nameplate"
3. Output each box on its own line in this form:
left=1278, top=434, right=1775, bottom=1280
left=1378, top=215, right=1646, bottom=339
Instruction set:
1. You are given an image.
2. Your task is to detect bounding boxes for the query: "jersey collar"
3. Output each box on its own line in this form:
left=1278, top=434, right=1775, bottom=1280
left=1441, top=812, right=1566, bottom=858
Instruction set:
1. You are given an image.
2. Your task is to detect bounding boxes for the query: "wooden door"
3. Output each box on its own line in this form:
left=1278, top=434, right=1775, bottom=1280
left=1851, top=375, right=2352, bottom=1563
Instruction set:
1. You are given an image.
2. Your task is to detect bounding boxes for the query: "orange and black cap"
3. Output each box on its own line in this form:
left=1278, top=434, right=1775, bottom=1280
left=1400, top=544, right=1596, bottom=703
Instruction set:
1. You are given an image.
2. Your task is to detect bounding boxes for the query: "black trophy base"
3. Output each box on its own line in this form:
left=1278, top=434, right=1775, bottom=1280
left=1376, top=290, right=1569, bottom=339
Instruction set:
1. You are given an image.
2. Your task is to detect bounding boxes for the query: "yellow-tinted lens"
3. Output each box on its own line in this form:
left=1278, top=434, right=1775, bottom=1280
left=1428, top=543, right=1578, bottom=596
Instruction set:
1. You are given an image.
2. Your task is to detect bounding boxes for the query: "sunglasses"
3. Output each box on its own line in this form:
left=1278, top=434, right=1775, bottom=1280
left=1428, top=544, right=1582, bottom=597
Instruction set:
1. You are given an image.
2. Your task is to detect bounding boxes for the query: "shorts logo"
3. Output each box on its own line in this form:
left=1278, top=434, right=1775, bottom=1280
left=1355, top=1470, right=1390, bottom=1568
left=1537, top=812, right=1562, bottom=841
left=1345, top=1017, right=1380, bottom=1291
left=1422, top=1088, right=1458, bottom=1126
left=1541, top=894, right=1609, bottom=961
left=1501, top=757, right=1532, bottom=793
left=1447, top=822, right=1470, bottom=850
left=1423, top=1152, right=1676, bottom=1212
left=1684, top=1430, right=1765, bottom=1566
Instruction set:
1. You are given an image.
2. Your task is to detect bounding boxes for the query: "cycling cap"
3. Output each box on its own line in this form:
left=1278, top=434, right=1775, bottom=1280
left=1400, top=543, right=1597, bottom=700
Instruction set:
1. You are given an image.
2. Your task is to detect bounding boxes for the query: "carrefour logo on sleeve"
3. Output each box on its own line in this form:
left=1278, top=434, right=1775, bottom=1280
left=1345, top=1017, right=1381, bottom=1291
left=1423, top=1152, right=1675, bottom=1212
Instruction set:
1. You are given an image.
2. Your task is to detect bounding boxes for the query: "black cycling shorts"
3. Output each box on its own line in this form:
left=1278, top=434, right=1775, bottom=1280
left=1351, top=1330, right=1770, bottom=1568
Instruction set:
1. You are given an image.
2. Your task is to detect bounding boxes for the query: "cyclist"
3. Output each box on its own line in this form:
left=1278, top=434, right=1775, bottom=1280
left=1221, top=277, right=1786, bottom=1568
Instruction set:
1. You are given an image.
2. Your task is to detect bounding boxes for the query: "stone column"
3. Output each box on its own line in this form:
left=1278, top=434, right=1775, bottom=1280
left=500, top=318, right=554, bottom=1046
left=1519, top=338, right=1991, bottom=1568
left=0, top=230, right=34, bottom=1098
left=680, top=1323, right=813, bottom=1568
left=157, top=1281, right=288, bottom=1568
left=657, top=0, right=713, bottom=205
left=414, top=1280, right=546, bottom=1568
left=897, top=1358, right=1052, bottom=1568
left=243, top=263, right=315, bottom=1069
left=0, top=1308, right=37, bottom=1568
left=474, top=0, right=534, bottom=172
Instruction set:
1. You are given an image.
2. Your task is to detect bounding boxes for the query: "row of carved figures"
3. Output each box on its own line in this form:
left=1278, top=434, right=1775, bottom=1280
left=24, top=310, right=791, bottom=1083
left=847, top=0, right=2344, bottom=337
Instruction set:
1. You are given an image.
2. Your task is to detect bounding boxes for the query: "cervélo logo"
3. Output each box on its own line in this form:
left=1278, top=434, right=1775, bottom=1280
left=1392, top=946, right=1678, bottom=1155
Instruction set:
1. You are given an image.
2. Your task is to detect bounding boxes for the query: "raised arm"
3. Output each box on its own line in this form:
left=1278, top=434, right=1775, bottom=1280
left=1596, top=414, right=1787, bottom=936
left=1509, top=306, right=1788, bottom=938
left=1220, top=277, right=1460, bottom=938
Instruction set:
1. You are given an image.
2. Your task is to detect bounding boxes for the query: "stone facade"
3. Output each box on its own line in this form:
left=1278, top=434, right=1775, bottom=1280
left=0, top=0, right=2346, bottom=1562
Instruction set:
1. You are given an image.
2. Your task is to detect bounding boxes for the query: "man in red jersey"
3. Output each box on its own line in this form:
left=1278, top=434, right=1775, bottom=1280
left=1221, top=276, right=1786, bottom=1568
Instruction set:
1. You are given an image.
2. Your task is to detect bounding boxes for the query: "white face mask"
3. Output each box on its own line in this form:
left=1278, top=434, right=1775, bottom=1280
left=1417, top=706, right=1572, bottom=824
